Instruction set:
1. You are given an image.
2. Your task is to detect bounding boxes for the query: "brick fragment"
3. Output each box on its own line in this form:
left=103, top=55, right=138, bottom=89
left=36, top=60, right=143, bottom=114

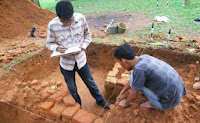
left=38, top=101, right=54, bottom=111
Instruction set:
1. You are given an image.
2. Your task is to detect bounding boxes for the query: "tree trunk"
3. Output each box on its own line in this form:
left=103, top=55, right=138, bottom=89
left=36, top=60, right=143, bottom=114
left=31, top=0, right=41, bottom=7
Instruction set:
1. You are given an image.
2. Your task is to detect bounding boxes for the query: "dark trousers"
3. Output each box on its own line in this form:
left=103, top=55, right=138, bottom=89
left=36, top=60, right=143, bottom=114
left=60, top=63, right=104, bottom=105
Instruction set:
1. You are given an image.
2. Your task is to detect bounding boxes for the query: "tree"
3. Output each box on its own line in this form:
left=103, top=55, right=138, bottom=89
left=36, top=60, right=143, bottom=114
left=31, top=0, right=41, bottom=7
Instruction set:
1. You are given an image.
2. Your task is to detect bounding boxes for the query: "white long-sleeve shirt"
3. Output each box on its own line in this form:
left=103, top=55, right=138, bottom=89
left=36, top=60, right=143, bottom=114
left=46, top=13, right=92, bottom=71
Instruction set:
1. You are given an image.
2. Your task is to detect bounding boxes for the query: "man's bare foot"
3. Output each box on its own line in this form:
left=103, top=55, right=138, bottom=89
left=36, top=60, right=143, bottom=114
left=140, top=101, right=157, bottom=109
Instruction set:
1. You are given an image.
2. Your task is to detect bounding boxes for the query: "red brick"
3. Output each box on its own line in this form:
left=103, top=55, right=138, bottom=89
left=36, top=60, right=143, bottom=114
left=41, top=92, right=51, bottom=100
left=117, top=77, right=129, bottom=86
left=94, top=117, right=104, bottom=123
left=50, top=102, right=67, bottom=119
left=41, top=81, right=50, bottom=88
left=114, top=62, right=122, bottom=68
left=47, top=89, right=57, bottom=95
left=107, top=70, right=118, bottom=77
left=121, top=73, right=129, bottom=78
left=112, top=67, right=118, bottom=71
left=105, top=76, right=117, bottom=85
left=49, top=91, right=68, bottom=102
left=63, top=94, right=76, bottom=106
left=56, top=81, right=63, bottom=87
left=62, top=118, right=72, bottom=123
left=30, top=80, right=40, bottom=85
left=74, top=111, right=97, bottom=123
left=62, top=103, right=80, bottom=119
left=38, top=101, right=54, bottom=111
left=73, top=109, right=88, bottom=123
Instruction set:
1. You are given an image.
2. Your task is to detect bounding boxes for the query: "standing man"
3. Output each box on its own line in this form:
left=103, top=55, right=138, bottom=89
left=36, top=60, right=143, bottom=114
left=114, top=43, right=187, bottom=110
left=46, top=0, right=110, bottom=109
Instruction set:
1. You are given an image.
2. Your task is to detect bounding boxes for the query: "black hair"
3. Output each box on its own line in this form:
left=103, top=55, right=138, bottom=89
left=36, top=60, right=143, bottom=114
left=114, top=43, right=136, bottom=60
left=56, top=0, right=74, bottom=20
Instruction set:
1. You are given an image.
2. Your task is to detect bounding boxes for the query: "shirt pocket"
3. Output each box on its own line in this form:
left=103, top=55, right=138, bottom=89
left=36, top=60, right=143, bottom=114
left=57, top=34, right=70, bottom=44
left=75, top=31, right=84, bottom=43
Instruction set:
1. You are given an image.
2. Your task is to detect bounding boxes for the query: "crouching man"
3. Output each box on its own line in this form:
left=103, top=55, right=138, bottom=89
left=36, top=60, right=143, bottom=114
left=114, top=43, right=187, bottom=110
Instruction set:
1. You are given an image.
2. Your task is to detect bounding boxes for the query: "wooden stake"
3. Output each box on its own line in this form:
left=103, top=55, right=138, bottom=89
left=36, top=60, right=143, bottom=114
left=166, top=29, right=171, bottom=48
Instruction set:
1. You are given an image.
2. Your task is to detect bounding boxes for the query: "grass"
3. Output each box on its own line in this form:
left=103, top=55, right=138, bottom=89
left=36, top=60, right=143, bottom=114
left=39, top=0, right=200, bottom=43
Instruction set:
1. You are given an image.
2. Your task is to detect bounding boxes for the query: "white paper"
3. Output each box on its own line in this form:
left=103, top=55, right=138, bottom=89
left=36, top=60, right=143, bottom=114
left=154, top=16, right=170, bottom=22
left=51, top=47, right=81, bottom=57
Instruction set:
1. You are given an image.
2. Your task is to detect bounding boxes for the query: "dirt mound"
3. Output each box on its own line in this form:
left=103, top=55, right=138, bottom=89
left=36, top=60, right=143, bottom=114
left=0, top=0, right=55, bottom=41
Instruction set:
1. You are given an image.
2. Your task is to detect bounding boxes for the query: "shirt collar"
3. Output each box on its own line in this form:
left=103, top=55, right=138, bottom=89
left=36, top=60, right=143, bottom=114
left=60, top=14, right=78, bottom=27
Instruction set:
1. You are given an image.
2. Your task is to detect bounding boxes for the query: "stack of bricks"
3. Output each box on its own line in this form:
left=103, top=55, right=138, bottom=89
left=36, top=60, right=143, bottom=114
left=13, top=79, right=103, bottom=123
left=104, top=62, right=133, bottom=100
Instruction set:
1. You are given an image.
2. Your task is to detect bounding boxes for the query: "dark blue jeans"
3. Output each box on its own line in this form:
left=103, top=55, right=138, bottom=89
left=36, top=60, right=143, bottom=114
left=60, top=63, right=104, bottom=105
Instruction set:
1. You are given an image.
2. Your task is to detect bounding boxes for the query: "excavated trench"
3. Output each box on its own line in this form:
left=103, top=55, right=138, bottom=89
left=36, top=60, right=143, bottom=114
left=0, top=43, right=200, bottom=122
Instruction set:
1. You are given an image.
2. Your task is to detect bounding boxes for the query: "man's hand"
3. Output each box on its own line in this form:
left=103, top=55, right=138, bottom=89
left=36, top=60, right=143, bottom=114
left=57, top=46, right=67, bottom=53
left=119, top=100, right=131, bottom=107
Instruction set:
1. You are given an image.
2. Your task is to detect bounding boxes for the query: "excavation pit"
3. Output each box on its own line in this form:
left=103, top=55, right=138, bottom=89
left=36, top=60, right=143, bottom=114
left=0, top=43, right=200, bottom=123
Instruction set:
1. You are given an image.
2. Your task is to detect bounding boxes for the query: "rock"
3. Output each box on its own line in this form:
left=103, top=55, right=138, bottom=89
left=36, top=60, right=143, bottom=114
left=194, top=77, right=200, bottom=81
left=0, top=53, right=4, bottom=56
left=123, top=37, right=133, bottom=43
left=193, top=82, right=200, bottom=90
left=149, top=42, right=164, bottom=46
left=153, top=33, right=166, bottom=40
left=133, top=109, right=139, bottom=115
left=192, top=37, right=200, bottom=43
left=178, top=36, right=188, bottom=42
left=186, top=48, right=196, bottom=52
left=136, top=41, right=146, bottom=44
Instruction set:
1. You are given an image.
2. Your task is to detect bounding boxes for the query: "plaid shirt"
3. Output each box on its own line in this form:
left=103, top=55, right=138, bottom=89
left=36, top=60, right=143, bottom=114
left=46, top=13, right=92, bottom=71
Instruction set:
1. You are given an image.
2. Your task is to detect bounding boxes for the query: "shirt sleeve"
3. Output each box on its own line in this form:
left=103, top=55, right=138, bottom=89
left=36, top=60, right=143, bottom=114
left=81, top=15, right=92, bottom=50
left=130, top=69, right=146, bottom=90
left=46, top=23, right=58, bottom=51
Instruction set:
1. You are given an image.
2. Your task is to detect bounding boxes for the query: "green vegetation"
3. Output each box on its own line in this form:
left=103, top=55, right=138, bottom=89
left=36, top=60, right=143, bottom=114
left=39, top=0, right=199, bottom=48
left=3, top=64, right=8, bottom=70
left=11, top=60, right=16, bottom=64
left=17, top=55, right=24, bottom=61
left=182, top=50, right=196, bottom=54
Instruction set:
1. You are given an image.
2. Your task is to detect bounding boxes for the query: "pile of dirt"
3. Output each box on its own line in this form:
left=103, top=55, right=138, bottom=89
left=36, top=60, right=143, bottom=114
left=0, top=0, right=55, bottom=41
